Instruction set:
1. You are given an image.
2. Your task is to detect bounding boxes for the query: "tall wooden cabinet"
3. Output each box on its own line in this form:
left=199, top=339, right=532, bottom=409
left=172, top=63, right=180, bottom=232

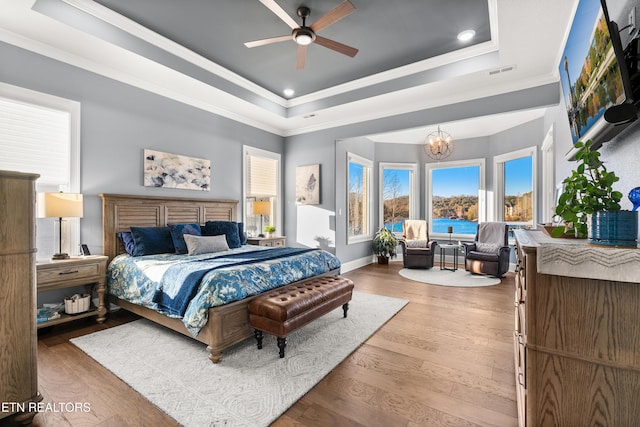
left=514, top=229, right=640, bottom=427
left=0, top=171, right=41, bottom=424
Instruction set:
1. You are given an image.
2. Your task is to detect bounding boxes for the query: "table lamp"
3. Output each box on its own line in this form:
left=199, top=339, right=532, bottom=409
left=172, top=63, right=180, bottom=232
left=447, top=226, right=453, bottom=242
left=253, top=200, right=270, bottom=237
left=38, top=192, right=83, bottom=260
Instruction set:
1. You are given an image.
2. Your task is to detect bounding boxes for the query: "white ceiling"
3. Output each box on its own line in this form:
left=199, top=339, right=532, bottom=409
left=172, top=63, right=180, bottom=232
left=0, top=0, right=578, bottom=138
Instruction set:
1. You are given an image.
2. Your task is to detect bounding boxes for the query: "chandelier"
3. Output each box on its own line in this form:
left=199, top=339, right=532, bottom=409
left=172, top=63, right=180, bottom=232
left=424, top=126, right=453, bottom=160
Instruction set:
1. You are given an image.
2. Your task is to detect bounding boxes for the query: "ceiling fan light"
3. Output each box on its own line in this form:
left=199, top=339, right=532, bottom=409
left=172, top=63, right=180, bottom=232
left=292, top=27, right=316, bottom=45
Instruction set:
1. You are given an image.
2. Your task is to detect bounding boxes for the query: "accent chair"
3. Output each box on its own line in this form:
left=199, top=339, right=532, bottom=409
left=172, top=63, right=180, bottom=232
left=399, top=220, right=437, bottom=269
left=463, top=222, right=510, bottom=278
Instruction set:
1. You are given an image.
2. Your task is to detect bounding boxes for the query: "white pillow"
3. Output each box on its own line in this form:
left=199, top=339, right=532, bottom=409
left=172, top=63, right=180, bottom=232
left=184, top=234, right=229, bottom=255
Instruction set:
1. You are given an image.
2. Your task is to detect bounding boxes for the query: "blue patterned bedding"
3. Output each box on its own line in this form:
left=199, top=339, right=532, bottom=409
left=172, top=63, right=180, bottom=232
left=107, top=245, right=341, bottom=336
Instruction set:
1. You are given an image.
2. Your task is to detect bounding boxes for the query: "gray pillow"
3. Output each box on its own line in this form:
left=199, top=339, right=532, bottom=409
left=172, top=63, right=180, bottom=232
left=476, top=242, right=501, bottom=253
left=405, top=240, right=429, bottom=248
left=184, top=234, right=229, bottom=255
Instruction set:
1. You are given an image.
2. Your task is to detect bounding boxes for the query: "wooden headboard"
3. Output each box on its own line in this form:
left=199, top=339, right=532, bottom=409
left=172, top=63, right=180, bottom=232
left=100, top=193, right=238, bottom=263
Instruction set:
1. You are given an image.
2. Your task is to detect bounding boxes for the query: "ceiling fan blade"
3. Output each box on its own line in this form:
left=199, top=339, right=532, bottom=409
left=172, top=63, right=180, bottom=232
left=244, top=35, right=291, bottom=48
left=314, top=35, right=358, bottom=57
left=259, top=0, right=299, bottom=29
left=296, top=45, right=307, bottom=69
left=310, top=0, right=356, bottom=33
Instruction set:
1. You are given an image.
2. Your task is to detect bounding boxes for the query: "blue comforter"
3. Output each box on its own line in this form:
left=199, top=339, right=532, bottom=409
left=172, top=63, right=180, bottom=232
left=107, top=245, right=341, bottom=336
left=152, top=247, right=314, bottom=316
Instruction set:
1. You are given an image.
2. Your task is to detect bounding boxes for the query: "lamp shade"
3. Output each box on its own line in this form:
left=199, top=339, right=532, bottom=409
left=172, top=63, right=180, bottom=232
left=38, top=193, right=84, bottom=218
left=253, top=200, right=270, bottom=216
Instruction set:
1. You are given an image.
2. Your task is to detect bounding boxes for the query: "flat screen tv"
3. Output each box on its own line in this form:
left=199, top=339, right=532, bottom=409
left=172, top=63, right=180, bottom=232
left=559, top=0, right=637, bottom=159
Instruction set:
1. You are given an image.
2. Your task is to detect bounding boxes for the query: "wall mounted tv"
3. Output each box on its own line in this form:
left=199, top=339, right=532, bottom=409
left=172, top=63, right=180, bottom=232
left=559, top=0, right=637, bottom=160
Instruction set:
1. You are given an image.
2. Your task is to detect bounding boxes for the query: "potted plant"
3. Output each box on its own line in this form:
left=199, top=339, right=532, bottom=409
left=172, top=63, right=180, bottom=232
left=554, top=140, right=637, bottom=246
left=372, top=227, right=399, bottom=264
left=264, top=225, right=276, bottom=238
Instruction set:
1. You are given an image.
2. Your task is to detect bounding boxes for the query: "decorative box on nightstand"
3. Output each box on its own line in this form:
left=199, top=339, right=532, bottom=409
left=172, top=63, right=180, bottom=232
left=36, top=255, right=108, bottom=328
left=246, top=236, right=286, bottom=247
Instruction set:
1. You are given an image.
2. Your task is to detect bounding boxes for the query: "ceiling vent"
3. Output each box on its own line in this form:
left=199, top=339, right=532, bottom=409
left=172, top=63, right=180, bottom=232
left=488, top=65, right=516, bottom=76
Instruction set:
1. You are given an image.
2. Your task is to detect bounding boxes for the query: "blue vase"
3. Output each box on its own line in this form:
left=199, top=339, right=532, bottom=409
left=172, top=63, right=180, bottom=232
left=588, top=211, right=638, bottom=247
left=630, top=187, right=640, bottom=211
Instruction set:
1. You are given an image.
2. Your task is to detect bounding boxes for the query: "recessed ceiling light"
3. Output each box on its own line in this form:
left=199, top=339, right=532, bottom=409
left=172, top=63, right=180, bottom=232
left=457, top=30, right=476, bottom=42
left=283, top=88, right=295, bottom=97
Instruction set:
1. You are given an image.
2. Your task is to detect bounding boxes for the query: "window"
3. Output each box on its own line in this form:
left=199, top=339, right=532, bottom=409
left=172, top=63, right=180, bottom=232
left=0, top=83, right=80, bottom=258
left=494, top=147, right=537, bottom=229
left=426, top=159, right=485, bottom=238
left=379, top=162, right=417, bottom=235
left=347, top=153, right=372, bottom=244
left=243, top=146, right=281, bottom=237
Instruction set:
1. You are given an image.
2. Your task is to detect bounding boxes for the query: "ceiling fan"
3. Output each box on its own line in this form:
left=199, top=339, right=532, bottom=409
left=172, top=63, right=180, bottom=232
left=244, top=0, right=359, bottom=69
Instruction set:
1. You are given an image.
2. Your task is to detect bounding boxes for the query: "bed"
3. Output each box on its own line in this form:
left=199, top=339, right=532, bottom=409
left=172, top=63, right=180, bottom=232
left=101, top=193, right=340, bottom=363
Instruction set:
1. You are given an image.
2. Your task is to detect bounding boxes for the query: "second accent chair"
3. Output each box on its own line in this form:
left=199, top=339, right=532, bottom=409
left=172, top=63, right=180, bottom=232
left=463, top=222, right=510, bottom=278
left=399, top=220, right=437, bottom=269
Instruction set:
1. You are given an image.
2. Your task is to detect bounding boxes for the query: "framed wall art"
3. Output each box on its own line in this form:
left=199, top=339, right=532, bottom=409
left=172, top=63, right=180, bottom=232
left=143, top=149, right=211, bottom=191
left=296, top=163, right=320, bottom=204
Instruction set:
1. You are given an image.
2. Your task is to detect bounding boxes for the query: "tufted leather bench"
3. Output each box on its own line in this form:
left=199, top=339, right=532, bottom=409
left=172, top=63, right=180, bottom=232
left=248, top=275, right=354, bottom=358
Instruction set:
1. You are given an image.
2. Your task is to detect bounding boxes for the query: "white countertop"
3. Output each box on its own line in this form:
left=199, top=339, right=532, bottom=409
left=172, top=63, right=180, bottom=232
left=515, top=229, right=640, bottom=284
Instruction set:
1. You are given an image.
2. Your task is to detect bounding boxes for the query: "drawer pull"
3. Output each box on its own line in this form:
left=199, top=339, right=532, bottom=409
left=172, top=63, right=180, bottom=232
left=58, top=270, right=79, bottom=275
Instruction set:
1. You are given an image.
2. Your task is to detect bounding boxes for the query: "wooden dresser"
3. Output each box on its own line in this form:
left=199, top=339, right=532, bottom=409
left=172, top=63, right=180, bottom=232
left=514, top=229, right=640, bottom=427
left=0, top=171, right=41, bottom=424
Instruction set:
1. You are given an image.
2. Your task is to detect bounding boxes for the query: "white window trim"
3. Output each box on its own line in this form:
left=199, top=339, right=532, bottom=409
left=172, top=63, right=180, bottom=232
left=540, top=126, right=555, bottom=224
left=425, top=158, right=486, bottom=239
left=493, top=146, right=537, bottom=226
left=242, top=145, right=281, bottom=233
left=378, top=162, right=418, bottom=235
left=347, top=152, right=373, bottom=245
left=0, top=82, right=81, bottom=255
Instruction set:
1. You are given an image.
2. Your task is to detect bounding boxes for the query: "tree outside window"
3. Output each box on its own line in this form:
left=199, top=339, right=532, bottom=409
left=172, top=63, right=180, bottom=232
left=347, top=153, right=372, bottom=243
left=380, top=163, right=416, bottom=235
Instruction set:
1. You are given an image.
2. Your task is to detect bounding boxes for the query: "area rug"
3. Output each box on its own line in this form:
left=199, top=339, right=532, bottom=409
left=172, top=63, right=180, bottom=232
left=70, top=291, right=408, bottom=427
left=399, top=268, right=501, bottom=287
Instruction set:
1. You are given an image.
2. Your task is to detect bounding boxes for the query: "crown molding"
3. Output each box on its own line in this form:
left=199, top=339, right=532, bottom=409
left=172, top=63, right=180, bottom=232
left=0, top=26, right=286, bottom=136
left=60, top=0, right=288, bottom=107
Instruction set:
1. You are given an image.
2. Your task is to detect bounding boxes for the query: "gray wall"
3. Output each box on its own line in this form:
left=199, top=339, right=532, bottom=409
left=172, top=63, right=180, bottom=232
left=0, top=42, right=284, bottom=256
left=2, top=40, right=561, bottom=267
left=285, top=86, right=557, bottom=266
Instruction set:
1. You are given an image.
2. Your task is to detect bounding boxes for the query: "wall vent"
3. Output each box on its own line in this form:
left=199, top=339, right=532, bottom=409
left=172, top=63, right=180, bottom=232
left=488, top=65, right=516, bottom=76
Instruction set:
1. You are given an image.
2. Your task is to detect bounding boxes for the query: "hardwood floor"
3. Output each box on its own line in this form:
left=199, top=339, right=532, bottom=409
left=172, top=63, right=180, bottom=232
left=28, top=262, right=517, bottom=427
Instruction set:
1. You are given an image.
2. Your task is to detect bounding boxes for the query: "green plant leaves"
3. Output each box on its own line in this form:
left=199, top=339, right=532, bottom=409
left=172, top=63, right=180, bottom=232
left=554, top=139, right=621, bottom=234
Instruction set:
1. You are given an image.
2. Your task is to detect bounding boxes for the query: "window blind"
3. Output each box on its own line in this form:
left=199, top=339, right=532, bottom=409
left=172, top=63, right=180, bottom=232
left=247, top=155, right=277, bottom=197
left=0, top=97, right=70, bottom=186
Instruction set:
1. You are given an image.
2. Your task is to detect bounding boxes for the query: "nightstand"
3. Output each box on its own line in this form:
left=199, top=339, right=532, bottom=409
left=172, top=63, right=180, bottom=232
left=36, top=255, right=108, bottom=328
left=246, top=236, right=286, bottom=247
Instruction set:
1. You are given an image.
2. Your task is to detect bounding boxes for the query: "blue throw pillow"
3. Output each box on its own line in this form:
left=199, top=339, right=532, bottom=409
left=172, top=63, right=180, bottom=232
left=116, top=231, right=135, bottom=255
left=168, top=223, right=202, bottom=254
left=130, top=226, right=175, bottom=256
left=237, top=222, right=247, bottom=245
left=203, top=221, right=241, bottom=249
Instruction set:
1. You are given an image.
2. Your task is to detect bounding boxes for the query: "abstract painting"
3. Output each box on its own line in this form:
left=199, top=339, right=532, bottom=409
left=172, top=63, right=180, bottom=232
left=143, top=149, right=211, bottom=191
left=296, top=164, right=320, bottom=204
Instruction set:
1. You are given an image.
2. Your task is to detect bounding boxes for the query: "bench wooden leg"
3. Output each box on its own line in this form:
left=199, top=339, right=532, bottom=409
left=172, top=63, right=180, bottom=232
left=342, top=302, right=349, bottom=318
left=254, top=329, right=263, bottom=349
left=277, top=337, right=287, bottom=358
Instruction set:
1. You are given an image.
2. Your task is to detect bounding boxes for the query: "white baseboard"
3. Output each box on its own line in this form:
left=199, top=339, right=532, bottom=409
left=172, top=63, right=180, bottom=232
left=340, top=255, right=374, bottom=273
